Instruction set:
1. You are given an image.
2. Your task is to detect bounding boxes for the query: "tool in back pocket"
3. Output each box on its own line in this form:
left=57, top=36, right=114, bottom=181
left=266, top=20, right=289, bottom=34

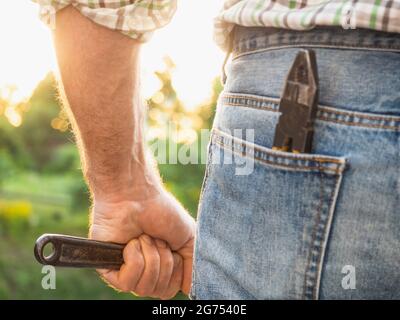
left=272, top=49, right=319, bottom=154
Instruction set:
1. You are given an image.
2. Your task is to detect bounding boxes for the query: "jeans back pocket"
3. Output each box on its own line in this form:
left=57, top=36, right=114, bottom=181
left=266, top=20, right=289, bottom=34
left=193, top=128, right=347, bottom=300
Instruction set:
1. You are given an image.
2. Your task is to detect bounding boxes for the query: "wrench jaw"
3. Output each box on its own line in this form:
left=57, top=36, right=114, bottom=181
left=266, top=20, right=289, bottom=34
left=34, top=234, right=62, bottom=266
left=273, top=49, right=319, bottom=154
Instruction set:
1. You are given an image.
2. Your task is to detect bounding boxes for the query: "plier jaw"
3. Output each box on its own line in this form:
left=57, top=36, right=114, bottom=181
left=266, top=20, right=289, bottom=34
left=272, top=49, right=319, bottom=154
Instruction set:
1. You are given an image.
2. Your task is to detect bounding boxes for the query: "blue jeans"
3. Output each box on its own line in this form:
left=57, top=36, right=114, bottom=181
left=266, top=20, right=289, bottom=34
left=191, top=27, right=400, bottom=300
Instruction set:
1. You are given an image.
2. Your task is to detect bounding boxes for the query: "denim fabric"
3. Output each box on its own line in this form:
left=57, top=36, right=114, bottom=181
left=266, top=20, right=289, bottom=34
left=191, top=27, right=400, bottom=300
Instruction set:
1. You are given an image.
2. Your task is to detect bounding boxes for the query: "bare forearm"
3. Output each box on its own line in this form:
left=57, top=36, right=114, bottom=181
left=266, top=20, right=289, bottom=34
left=54, top=7, right=156, bottom=201
left=51, top=6, right=194, bottom=298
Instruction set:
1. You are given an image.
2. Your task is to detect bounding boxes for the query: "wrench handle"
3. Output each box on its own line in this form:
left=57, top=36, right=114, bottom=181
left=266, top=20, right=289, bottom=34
left=34, top=234, right=124, bottom=269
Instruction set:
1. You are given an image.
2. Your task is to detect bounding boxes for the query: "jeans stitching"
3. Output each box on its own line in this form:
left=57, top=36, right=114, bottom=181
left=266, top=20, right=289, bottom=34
left=214, top=129, right=323, bottom=162
left=221, top=94, right=400, bottom=131
left=232, top=43, right=400, bottom=59
left=212, top=130, right=345, bottom=174
left=314, top=173, right=343, bottom=300
left=222, top=94, right=400, bottom=122
left=224, top=94, right=400, bottom=122
left=214, top=128, right=345, bottom=165
left=198, top=142, right=213, bottom=205
left=303, top=169, right=340, bottom=300
left=303, top=165, right=325, bottom=300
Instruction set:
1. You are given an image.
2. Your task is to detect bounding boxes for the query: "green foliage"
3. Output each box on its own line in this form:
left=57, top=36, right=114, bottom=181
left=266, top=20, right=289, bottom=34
left=46, top=143, right=80, bottom=173
left=0, top=118, right=29, bottom=170
left=0, top=148, right=16, bottom=187
left=68, top=176, right=90, bottom=212
left=0, top=73, right=72, bottom=173
left=160, top=162, right=205, bottom=216
left=20, top=73, right=72, bottom=171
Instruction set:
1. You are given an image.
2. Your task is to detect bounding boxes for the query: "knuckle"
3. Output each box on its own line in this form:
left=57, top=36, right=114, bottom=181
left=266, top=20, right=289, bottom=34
left=172, top=253, right=183, bottom=270
left=123, top=241, right=145, bottom=269
left=164, top=253, right=174, bottom=270
left=146, top=250, right=161, bottom=267
left=135, top=254, right=145, bottom=271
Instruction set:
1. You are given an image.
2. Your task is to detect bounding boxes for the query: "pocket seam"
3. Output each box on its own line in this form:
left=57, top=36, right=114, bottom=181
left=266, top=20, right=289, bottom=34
left=303, top=169, right=344, bottom=300
left=213, top=129, right=346, bottom=174
left=220, top=92, right=400, bottom=131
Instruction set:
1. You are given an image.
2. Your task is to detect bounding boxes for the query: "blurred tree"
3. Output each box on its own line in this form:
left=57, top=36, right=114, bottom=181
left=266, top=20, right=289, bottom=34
left=21, top=73, right=72, bottom=171
left=0, top=73, right=72, bottom=172
left=196, top=76, right=223, bottom=129
left=147, top=56, right=222, bottom=215
left=147, top=56, right=221, bottom=141
left=0, top=149, right=15, bottom=189
left=0, top=87, right=30, bottom=171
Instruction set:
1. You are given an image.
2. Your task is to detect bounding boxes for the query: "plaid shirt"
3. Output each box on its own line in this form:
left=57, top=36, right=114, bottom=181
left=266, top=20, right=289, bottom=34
left=33, top=0, right=177, bottom=42
left=34, top=0, right=400, bottom=50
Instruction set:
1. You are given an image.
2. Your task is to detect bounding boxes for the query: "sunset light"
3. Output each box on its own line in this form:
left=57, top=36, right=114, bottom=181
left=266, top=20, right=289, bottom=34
left=0, top=1, right=224, bottom=110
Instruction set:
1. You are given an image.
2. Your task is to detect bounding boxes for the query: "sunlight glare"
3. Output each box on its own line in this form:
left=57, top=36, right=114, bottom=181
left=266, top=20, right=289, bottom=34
left=0, top=1, right=225, bottom=110
left=5, top=107, right=22, bottom=127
